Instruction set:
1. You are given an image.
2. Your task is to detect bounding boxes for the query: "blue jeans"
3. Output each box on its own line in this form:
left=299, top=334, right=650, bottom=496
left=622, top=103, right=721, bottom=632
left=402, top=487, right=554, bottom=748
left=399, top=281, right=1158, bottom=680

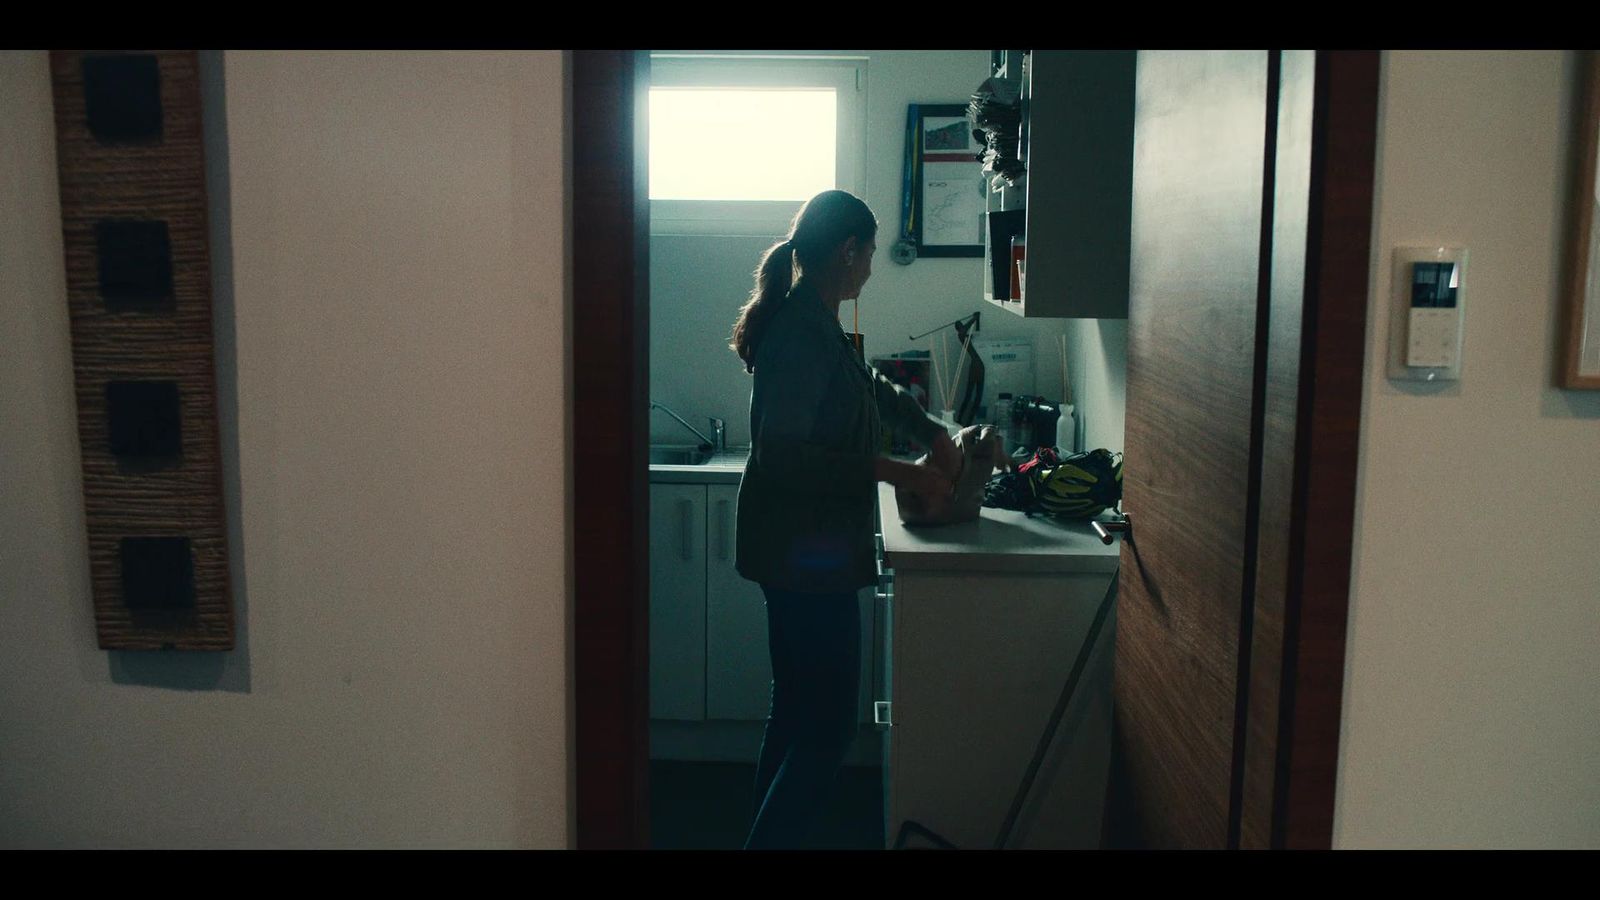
left=743, top=585, right=861, bottom=850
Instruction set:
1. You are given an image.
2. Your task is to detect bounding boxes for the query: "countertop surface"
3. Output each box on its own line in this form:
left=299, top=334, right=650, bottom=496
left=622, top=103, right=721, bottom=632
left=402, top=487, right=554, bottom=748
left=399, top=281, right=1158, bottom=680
left=876, top=482, right=1122, bottom=574
left=652, top=455, right=1123, bottom=574
left=649, top=449, right=750, bottom=484
left=648, top=448, right=921, bottom=485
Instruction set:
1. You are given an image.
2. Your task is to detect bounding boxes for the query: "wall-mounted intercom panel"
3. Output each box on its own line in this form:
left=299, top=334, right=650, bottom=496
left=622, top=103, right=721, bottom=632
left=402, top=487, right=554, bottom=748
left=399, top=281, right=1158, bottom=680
left=1388, top=246, right=1467, bottom=382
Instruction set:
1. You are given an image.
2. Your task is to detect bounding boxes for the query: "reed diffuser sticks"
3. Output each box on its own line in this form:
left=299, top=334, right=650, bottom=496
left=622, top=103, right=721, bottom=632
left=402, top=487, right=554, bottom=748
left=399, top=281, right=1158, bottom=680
left=930, top=329, right=974, bottom=414
left=1058, top=334, right=1072, bottom=404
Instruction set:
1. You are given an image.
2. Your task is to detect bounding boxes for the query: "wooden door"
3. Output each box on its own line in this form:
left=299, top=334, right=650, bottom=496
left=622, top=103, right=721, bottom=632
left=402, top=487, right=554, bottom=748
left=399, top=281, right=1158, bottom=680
left=1111, top=49, right=1271, bottom=849
left=1108, top=50, right=1378, bottom=849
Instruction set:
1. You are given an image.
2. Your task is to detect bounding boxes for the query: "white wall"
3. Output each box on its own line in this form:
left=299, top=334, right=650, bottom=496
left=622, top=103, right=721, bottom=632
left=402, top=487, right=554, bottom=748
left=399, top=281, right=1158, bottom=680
left=1061, top=318, right=1127, bottom=455
left=648, top=51, right=1123, bottom=451
left=1335, top=50, right=1600, bottom=849
left=0, top=50, right=571, bottom=848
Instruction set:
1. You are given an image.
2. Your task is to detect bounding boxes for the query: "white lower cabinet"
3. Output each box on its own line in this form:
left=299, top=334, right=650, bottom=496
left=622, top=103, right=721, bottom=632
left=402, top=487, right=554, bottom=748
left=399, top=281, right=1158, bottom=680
left=651, top=481, right=879, bottom=759
left=881, top=568, right=1117, bottom=849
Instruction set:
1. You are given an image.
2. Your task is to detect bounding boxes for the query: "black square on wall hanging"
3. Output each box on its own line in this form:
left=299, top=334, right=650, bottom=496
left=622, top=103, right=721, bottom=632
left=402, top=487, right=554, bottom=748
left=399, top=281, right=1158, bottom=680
left=106, top=380, right=182, bottom=462
left=82, top=54, right=163, bottom=143
left=96, top=220, right=175, bottom=309
left=119, top=537, right=195, bottom=610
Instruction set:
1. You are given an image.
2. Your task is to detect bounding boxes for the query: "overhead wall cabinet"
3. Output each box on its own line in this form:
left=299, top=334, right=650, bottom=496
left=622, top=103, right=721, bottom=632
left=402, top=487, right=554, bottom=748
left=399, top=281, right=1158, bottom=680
left=982, top=50, right=1136, bottom=320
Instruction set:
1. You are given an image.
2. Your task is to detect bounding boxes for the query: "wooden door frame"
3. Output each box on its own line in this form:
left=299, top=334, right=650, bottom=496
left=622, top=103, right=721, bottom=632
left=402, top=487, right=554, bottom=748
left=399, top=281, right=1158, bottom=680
left=571, top=49, right=651, bottom=850
left=1241, top=49, right=1381, bottom=848
left=1266, top=49, right=1380, bottom=848
left=569, top=49, right=1380, bottom=850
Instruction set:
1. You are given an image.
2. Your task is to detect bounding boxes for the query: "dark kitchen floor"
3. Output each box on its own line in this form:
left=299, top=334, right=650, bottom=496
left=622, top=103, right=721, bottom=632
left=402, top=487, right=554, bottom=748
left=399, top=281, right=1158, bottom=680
left=649, top=761, right=885, bottom=850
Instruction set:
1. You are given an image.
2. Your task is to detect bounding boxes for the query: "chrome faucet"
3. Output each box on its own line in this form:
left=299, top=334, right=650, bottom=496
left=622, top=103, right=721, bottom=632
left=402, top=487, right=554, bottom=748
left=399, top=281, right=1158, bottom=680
left=650, top=400, right=716, bottom=449
left=708, top=417, right=726, bottom=453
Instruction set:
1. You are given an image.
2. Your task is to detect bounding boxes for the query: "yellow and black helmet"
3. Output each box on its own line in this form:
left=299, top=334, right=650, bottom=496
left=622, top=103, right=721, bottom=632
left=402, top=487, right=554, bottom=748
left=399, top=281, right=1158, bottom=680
left=1034, top=448, right=1123, bottom=519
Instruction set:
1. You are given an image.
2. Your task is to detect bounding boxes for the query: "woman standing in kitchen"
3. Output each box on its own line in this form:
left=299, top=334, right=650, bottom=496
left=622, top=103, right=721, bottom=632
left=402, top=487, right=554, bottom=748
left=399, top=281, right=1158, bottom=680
left=730, top=189, right=959, bottom=849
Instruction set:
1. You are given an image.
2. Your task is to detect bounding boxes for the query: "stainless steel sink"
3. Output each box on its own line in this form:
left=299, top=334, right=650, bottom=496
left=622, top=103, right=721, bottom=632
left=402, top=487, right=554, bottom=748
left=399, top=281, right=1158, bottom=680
left=649, top=445, right=713, bottom=466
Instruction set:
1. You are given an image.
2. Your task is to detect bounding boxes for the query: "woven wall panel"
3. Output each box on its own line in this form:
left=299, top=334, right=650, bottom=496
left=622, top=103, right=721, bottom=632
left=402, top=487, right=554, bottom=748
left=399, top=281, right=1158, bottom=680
left=51, top=50, right=234, bottom=650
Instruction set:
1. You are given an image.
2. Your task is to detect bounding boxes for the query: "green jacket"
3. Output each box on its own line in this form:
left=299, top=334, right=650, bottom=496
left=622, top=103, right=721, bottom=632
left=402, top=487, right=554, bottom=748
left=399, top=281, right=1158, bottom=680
left=735, top=284, right=945, bottom=593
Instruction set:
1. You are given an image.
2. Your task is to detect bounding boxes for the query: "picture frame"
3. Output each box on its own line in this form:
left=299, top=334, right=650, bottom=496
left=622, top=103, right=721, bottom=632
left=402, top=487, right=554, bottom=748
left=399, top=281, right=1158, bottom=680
left=1560, top=50, right=1600, bottom=389
left=902, top=104, right=986, bottom=258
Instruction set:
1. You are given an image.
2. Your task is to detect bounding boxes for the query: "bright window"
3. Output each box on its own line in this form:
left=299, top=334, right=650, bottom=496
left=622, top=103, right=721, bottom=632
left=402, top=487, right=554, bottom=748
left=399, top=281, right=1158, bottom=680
left=648, top=55, right=866, bottom=235
left=649, top=89, right=837, bottom=201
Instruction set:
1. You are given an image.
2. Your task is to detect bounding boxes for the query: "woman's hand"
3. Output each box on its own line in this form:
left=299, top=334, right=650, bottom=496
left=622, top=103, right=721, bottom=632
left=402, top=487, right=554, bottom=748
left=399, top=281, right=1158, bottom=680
left=875, top=458, right=953, bottom=499
left=984, top=427, right=1017, bottom=472
left=928, top=430, right=962, bottom=479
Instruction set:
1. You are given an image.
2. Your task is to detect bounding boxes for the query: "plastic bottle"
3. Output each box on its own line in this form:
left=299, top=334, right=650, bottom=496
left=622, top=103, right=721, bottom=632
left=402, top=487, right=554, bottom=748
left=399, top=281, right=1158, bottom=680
left=1056, top=403, right=1076, bottom=453
left=993, top=393, right=1014, bottom=453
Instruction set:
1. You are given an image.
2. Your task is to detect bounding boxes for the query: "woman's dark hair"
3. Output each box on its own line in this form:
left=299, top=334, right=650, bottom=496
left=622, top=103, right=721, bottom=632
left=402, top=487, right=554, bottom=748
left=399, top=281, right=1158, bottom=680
left=729, top=189, right=877, bottom=373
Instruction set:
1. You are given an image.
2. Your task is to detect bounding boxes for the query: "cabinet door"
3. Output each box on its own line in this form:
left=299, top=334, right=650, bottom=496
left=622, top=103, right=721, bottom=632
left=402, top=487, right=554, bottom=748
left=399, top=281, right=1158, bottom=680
left=886, top=570, right=1116, bottom=849
left=704, top=484, right=771, bottom=720
left=650, top=484, right=707, bottom=721
left=985, top=50, right=1136, bottom=319
left=704, top=484, right=880, bottom=724
left=878, top=573, right=894, bottom=846
left=873, top=568, right=892, bottom=726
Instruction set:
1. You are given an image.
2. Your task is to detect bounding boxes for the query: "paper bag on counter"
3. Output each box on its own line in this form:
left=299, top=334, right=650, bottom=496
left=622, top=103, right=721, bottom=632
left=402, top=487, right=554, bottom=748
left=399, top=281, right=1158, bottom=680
left=895, top=424, right=1007, bottom=526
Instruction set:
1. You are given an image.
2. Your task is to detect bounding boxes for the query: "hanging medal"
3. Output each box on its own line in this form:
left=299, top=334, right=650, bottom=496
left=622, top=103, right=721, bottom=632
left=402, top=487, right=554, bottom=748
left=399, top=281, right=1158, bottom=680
left=891, top=104, right=919, bottom=266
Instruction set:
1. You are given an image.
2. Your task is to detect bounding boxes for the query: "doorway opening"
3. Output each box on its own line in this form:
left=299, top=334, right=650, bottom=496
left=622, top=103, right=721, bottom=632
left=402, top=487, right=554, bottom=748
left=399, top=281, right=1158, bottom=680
left=572, top=49, right=1380, bottom=850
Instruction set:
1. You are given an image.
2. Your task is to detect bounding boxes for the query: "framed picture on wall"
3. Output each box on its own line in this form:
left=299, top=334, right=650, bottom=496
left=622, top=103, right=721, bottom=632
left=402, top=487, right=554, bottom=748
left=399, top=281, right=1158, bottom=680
left=1561, top=50, right=1600, bottom=389
left=903, top=104, right=986, bottom=258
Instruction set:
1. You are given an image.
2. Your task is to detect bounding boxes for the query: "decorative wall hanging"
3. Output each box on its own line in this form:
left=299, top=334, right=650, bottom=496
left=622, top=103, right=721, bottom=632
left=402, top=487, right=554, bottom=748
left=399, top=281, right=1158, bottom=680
left=50, top=50, right=235, bottom=650
left=1561, top=49, right=1600, bottom=389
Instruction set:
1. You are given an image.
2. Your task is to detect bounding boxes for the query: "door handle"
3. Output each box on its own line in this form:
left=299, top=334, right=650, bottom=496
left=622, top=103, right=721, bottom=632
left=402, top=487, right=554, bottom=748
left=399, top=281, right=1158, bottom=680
left=1092, top=511, right=1131, bottom=545
left=679, top=498, right=693, bottom=561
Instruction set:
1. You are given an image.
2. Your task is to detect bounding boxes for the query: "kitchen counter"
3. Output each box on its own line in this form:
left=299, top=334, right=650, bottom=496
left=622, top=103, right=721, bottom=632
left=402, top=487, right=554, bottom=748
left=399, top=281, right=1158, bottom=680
left=876, top=482, right=1121, bottom=575
left=651, top=460, right=1123, bottom=570
left=649, top=449, right=749, bottom=485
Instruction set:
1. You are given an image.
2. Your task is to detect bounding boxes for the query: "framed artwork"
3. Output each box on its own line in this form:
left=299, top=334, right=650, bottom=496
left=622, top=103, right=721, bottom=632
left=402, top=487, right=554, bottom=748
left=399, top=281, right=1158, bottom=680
left=896, top=104, right=986, bottom=260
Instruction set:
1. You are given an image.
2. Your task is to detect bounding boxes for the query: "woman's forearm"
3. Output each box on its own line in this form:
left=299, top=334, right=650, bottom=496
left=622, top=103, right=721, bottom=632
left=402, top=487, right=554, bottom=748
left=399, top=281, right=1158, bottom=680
left=870, top=370, right=946, bottom=448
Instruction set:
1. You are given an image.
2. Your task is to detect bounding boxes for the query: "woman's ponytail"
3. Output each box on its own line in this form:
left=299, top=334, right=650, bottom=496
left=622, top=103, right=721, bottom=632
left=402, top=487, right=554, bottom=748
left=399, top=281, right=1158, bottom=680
left=730, top=238, right=796, bottom=373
